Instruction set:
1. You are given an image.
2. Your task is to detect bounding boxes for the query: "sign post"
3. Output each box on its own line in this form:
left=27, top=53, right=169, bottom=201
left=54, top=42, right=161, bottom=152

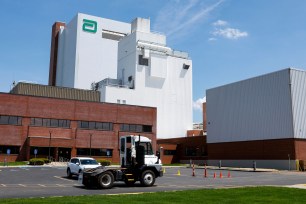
left=6, top=149, right=11, bottom=167
left=34, top=149, right=38, bottom=158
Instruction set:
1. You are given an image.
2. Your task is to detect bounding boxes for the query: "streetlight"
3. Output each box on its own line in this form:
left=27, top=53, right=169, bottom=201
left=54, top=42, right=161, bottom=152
left=48, top=130, right=52, bottom=161
left=89, top=133, right=93, bottom=156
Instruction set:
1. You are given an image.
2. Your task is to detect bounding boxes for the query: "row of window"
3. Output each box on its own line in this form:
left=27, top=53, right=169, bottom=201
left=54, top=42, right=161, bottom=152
left=0, top=146, right=20, bottom=154
left=77, top=148, right=113, bottom=157
left=77, top=121, right=113, bottom=131
left=1, top=115, right=152, bottom=133
left=120, top=124, right=152, bottom=133
left=0, top=115, right=22, bottom=126
left=30, top=118, right=71, bottom=128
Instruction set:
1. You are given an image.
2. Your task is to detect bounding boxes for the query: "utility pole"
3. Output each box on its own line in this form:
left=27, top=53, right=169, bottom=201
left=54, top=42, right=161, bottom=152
left=89, top=133, right=93, bottom=156
left=49, top=130, right=52, bottom=161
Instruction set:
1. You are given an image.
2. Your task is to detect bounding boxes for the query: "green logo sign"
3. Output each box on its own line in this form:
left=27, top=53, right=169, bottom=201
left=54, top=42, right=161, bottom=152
left=82, top=19, right=97, bottom=33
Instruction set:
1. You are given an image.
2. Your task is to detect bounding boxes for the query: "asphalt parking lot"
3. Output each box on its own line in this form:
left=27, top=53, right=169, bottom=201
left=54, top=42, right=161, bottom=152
left=0, top=166, right=306, bottom=199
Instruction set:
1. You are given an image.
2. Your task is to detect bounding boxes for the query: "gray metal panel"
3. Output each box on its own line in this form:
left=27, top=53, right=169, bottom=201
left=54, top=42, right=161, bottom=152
left=207, top=69, right=294, bottom=143
left=290, top=69, right=306, bottom=139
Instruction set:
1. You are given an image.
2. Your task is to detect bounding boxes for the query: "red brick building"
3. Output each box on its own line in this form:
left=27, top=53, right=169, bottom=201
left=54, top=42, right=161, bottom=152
left=0, top=92, right=156, bottom=162
left=157, top=130, right=207, bottom=164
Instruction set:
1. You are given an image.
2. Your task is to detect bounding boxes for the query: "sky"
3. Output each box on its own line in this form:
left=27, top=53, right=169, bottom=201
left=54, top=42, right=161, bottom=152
left=1, top=0, right=306, bottom=123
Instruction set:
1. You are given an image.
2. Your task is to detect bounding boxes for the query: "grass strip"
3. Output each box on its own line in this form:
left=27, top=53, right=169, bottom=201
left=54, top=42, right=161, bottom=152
left=1, top=186, right=306, bottom=204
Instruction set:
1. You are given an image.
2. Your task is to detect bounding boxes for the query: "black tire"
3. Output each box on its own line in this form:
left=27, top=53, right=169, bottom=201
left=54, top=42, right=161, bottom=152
left=140, top=170, right=155, bottom=187
left=67, top=168, right=72, bottom=178
left=98, top=172, right=114, bottom=189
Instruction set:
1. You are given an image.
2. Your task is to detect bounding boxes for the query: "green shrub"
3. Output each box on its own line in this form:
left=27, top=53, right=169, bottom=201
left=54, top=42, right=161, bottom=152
left=97, top=159, right=111, bottom=166
left=29, top=158, right=45, bottom=165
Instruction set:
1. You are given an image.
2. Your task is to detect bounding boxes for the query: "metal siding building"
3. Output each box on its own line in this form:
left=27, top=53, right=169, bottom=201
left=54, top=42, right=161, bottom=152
left=206, top=68, right=306, bottom=169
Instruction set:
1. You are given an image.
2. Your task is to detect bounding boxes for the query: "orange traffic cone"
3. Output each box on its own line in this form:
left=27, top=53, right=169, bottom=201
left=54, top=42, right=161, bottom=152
left=213, top=172, right=216, bottom=178
left=220, top=171, right=223, bottom=178
left=228, top=171, right=231, bottom=178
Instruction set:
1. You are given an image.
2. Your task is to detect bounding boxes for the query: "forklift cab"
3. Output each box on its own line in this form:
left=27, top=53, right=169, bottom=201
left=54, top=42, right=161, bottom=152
left=120, top=135, right=152, bottom=167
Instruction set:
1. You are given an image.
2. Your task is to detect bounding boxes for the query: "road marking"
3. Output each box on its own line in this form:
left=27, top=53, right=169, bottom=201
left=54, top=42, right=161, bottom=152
left=0, top=184, right=6, bottom=187
left=54, top=176, right=74, bottom=182
left=56, top=184, right=65, bottom=187
left=18, top=184, right=26, bottom=187
left=38, top=184, right=46, bottom=187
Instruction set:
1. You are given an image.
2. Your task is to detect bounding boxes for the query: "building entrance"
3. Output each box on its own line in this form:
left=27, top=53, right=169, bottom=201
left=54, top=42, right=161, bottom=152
left=57, top=148, right=71, bottom=162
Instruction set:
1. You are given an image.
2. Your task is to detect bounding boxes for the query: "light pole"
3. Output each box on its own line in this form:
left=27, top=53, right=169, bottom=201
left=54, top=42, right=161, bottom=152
left=89, top=133, right=93, bottom=156
left=48, top=131, right=52, bottom=161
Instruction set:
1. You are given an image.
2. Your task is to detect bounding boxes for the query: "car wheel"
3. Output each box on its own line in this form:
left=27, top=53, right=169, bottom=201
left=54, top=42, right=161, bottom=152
left=98, top=172, right=114, bottom=189
left=140, top=170, right=155, bottom=187
left=67, top=168, right=72, bottom=178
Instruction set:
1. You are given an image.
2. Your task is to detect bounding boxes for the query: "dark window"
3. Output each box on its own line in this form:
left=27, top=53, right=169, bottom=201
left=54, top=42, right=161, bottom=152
left=81, top=121, right=89, bottom=129
left=102, top=123, right=109, bottom=130
left=120, top=124, right=129, bottom=132
left=185, top=147, right=197, bottom=156
left=50, top=119, right=58, bottom=127
left=129, top=124, right=136, bottom=132
left=77, top=148, right=113, bottom=157
left=0, top=146, right=20, bottom=154
left=138, top=55, right=149, bottom=66
left=0, top=115, right=22, bottom=125
left=78, top=121, right=113, bottom=131
left=42, top=119, right=50, bottom=127
left=89, top=122, right=96, bottom=129
left=96, top=122, right=103, bottom=130
left=136, top=125, right=142, bottom=132
left=143, top=125, right=152, bottom=133
left=164, top=150, right=176, bottom=155
left=30, top=118, right=69, bottom=128
left=0, top=116, right=9, bottom=124
left=120, top=124, right=152, bottom=133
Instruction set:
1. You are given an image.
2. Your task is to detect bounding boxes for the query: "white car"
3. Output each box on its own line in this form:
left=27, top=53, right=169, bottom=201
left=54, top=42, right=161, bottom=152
left=67, top=157, right=101, bottom=178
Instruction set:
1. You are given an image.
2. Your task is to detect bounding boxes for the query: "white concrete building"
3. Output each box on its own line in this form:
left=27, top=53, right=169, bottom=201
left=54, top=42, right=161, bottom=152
left=54, top=13, right=130, bottom=89
left=49, top=14, right=193, bottom=139
left=98, top=18, right=193, bottom=138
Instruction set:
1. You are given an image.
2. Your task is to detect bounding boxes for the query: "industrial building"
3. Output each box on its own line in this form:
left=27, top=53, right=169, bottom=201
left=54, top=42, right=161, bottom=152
left=49, top=13, right=193, bottom=139
left=0, top=83, right=156, bottom=162
left=206, top=68, right=306, bottom=169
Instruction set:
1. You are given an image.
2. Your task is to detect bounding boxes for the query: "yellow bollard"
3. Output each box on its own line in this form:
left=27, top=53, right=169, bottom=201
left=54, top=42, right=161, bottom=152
left=163, top=167, right=166, bottom=174
left=177, top=170, right=181, bottom=176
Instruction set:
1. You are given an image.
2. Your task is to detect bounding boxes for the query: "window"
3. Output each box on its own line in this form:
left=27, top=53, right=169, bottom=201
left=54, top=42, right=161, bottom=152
left=143, top=125, right=152, bottom=133
left=42, top=119, right=50, bottom=127
left=30, top=118, right=70, bottom=128
left=185, top=147, right=197, bottom=156
left=77, top=148, right=113, bottom=157
left=164, top=150, right=176, bottom=155
left=138, top=55, right=149, bottom=66
left=0, top=146, right=20, bottom=154
left=0, top=115, right=22, bottom=125
left=50, top=119, right=58, bottom=127
left=89, top=122, right=95, bottom=129
left=120, top=124, right=153, bottom=133
left=77, top=121, right=113, bottom=131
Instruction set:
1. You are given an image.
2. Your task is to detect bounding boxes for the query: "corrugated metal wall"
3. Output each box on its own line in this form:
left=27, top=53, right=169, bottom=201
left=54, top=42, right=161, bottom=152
left=206, top=69, right=294, bottom=143
left=290, top=69, right=306, bottom=139
left=10, top=83, right=100, bottom=102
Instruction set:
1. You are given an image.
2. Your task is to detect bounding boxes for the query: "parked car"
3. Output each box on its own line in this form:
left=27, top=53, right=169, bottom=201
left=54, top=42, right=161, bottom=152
left=67, top=157, right=101, bottom=178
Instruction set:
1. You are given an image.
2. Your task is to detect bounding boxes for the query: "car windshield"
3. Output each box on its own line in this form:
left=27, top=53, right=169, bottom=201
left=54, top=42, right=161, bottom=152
left=80, top=159, right=98, bottom=165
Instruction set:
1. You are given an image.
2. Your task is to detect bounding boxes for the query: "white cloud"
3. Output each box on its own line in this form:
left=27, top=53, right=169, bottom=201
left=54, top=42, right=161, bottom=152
left=212, top=28, right=248, bottom=39
left=193, top=96, right=206, bottom=111
left=212, top=20, right=228, bottom=26
left=153, top=0, right=224, bottom=39
left=208, top=37, right=217, bottom=41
